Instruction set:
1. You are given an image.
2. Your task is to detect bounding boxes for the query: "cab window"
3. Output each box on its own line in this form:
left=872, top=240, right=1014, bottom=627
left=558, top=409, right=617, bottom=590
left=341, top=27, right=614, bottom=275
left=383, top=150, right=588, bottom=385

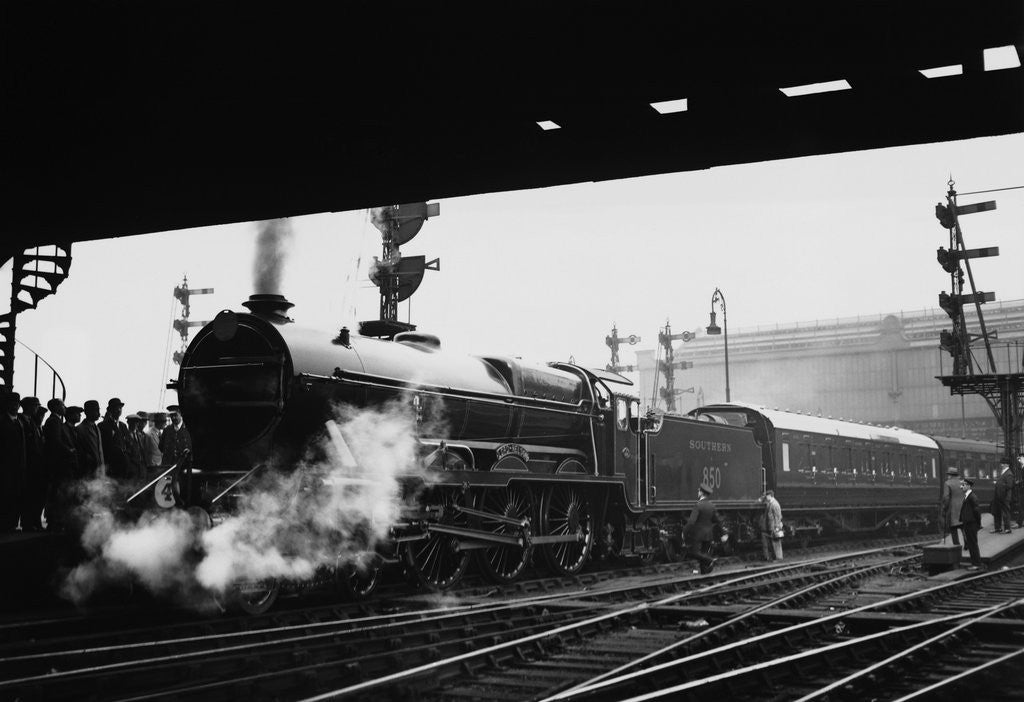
left=616, top=397, right=628, bottom=431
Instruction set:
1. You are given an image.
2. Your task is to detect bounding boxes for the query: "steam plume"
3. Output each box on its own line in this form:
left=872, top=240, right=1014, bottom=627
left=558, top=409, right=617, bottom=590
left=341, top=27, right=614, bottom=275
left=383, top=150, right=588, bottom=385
left=253, top=218, right=294, bottom=293
left=61, top=399, right=434, bottom=608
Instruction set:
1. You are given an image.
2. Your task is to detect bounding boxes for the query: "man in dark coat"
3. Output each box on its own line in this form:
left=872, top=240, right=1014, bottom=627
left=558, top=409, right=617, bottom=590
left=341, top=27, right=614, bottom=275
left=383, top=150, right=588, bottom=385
left=18, top=396, right=46, bottom=530
left=0, top=390, right=26, bottom=530
left=940, top=466, right=964, bottom=545
left=75, top=400, right=104, bottom=479
left=683, top=481, right=721, bottom=574
left=97, top=397, right=129, bottom=479
left=43, top=399, right=77, bottom=532
left=994, top=458, right=1014, bottom=534
left=959, top=477, right=983, bottom=570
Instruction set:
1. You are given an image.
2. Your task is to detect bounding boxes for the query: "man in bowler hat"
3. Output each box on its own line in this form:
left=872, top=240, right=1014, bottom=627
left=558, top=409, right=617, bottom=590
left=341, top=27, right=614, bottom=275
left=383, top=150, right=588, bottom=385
left=76, top=400, right=104, bottom=479
left=684, top=481, right=722, bottom=574
left=98, top=398, right=130, bottom=479
left=18, top=396, right=46, bottom=530
left=959, top=477, right=984, bottom=570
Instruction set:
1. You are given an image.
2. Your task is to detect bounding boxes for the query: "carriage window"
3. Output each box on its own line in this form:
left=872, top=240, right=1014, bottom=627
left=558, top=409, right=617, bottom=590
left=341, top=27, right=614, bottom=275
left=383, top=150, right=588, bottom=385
left=594, top=381, right=612, bottom=409
left=782, top=442, right=790, bottom=471
left=616, top=397, right=628, bottom=431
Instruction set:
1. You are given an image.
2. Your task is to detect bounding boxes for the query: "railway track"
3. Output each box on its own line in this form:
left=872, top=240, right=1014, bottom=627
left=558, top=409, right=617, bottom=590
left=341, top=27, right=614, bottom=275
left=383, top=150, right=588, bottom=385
left=0, top=547, right=912, bottom=701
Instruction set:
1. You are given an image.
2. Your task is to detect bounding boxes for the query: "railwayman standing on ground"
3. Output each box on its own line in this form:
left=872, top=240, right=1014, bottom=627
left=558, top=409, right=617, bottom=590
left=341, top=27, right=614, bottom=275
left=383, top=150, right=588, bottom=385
left=960, top=477, right=984, bottom=570
left=759, top=490, right=784, bottom=561
left=940, top=466, right=965, bottom=545
left=993, top=458, right=1014, bottom=534
left=683, top=481, right=721, bottom=574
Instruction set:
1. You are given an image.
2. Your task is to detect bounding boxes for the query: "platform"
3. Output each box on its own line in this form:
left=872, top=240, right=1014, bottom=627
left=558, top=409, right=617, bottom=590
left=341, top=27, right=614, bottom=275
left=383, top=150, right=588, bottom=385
left=925, top=511, right=1024, bottom=574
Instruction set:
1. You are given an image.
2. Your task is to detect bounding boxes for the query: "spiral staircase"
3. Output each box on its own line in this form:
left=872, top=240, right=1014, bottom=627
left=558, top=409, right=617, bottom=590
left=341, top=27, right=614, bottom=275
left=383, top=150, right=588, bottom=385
left=0, top=245, right=73, bottom=389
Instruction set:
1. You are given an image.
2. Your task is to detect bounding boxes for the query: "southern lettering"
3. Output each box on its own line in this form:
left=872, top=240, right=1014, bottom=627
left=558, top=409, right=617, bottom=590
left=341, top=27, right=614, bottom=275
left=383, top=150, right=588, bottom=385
left=689, top=439, right=732, bottom=453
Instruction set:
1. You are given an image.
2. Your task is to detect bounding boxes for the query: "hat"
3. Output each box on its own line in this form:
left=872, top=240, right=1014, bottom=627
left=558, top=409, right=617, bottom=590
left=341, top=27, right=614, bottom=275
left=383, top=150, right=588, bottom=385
left=946, top=466, right=959, bottom=475
left=20, top=396, right=40, bottom=408
left=66, top=405, right=83, bottom=414
left=83, top=400, right=100, bottom=412
left=107, top=398, right=125, bottom=408
left=698, top=481, right=714, bottom=496
left=46, top=398, right=63, bottom=412
left=126, top=413, right=143, bottom=423
left=962, top=477, right=975, bottom=487
left=1000, top=457, right=1011, bottom=465
left=135, top=410, right=149, bottom=420
left=166, top=404, right=180, bottom=412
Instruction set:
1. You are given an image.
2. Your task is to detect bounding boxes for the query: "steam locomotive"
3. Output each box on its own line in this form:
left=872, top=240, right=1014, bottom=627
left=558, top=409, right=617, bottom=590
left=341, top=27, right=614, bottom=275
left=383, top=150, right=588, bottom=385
left=166, top=294, right=1001, bottom=605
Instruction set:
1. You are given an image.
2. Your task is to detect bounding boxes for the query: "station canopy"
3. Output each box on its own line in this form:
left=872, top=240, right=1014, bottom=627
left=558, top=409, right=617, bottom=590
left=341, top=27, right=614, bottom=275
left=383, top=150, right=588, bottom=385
left=2, top=1, right=1022, bottom=249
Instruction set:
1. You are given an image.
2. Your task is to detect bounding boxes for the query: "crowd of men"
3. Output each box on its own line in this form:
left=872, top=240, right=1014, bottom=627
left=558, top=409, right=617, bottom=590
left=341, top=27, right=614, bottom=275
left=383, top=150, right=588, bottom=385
left=0, top=391, right=191, bottom=533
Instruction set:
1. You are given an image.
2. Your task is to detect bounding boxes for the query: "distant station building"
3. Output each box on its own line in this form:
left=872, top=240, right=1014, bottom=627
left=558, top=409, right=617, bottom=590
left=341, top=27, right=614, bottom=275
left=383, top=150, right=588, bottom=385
left=635, top=299, right=1024, bottom=445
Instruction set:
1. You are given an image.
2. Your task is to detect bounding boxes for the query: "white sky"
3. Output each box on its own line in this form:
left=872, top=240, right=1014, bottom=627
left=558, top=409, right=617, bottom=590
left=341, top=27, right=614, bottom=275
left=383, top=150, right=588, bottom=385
left=5, top=133, right=1024, bottom=413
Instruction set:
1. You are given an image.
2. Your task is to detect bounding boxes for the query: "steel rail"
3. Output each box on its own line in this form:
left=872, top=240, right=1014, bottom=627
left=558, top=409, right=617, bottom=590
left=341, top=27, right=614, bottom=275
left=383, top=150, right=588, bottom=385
left=295, top=546, right=922, bottom=701
left=613, top=605, right=1012, bottom=702
left=0, top=589, right=590, bottom=668
left=548, top=566, right=1024, bottom=701
left=793, top=597, right=1024, bottom=702
left=548, top=553, right=921, bottom=698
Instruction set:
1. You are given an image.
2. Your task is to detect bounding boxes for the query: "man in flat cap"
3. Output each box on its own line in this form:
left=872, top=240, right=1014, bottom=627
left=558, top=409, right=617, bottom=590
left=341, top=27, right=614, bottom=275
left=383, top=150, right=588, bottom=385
left=160, top=404, right=191, bottom=468
left=134, top=411, right=161, bottom=475
left=683, top=480, right=722, bottom=575
left=76, top=400, right=104, bottom=479
left=940, top=465, right=964, bottom=545
left=98, top=397, right=130, bottom=480
left=124, top=413, right=147, bottom=481
left=0, top=390, right=26, bottom=530
left=43, top=399, right=77, bottom=531
left=18, top=396, right=46, bottom=530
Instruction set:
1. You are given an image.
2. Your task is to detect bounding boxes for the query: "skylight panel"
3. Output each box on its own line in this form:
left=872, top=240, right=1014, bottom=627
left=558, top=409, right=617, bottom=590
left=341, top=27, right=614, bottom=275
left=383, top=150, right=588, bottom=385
left=536, top=120, right=561, bottom=131
left=919, top=64, right=963, bottom=78
left=779, top=79, right=851, bottom=97
left=650, top=98, right=688, bottom=114
left=983, top=45, right=1021, bottom=71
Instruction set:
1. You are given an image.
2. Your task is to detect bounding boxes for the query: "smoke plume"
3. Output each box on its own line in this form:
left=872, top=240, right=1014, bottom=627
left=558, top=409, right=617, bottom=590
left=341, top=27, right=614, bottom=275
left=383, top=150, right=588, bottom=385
left=61, top=399, right=433, bottom=608
left=253, top=218, right=294, bottom=293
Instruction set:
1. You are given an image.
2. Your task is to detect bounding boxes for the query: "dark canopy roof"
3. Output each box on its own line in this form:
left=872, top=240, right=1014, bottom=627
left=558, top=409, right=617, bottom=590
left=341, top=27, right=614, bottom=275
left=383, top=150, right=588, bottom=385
left=2, top=1, right=1022, bottom=249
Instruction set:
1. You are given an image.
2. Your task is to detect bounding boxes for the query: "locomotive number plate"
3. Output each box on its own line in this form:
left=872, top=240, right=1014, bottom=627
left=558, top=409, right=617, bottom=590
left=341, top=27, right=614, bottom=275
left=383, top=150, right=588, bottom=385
left=154, top=476, right=176, bottom=508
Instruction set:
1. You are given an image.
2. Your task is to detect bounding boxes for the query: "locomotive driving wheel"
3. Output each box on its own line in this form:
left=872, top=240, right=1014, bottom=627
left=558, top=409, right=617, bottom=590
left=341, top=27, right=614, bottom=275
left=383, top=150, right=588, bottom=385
left=403, top=488, right=471, bottom=590
left=226, top=578, right=281, bottom=615
left=539, top=484, right=594, bottom=576
left=336, top=554, right=380, bottom=600
left=473, top=485, right=534, bottom=584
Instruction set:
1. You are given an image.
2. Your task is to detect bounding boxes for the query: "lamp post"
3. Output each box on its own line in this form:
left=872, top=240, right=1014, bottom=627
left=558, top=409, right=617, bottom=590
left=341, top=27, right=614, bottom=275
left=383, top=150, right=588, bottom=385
left=705, top=287, right=730, bottom=402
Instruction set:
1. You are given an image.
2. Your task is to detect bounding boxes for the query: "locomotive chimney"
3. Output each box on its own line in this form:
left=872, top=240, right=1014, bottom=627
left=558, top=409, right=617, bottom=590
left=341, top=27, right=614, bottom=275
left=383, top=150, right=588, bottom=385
left=242, top=293, right=295, bottom=323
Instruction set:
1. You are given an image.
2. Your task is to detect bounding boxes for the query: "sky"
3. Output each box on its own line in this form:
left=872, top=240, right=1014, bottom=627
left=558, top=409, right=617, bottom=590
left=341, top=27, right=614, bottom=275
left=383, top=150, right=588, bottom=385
left=5, top=133, right=1024, bottom=414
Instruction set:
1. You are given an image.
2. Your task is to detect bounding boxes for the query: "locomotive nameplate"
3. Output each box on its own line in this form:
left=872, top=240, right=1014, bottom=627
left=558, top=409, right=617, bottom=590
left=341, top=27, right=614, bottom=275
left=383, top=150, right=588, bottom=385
left=496, top=443, right=530, bottom=462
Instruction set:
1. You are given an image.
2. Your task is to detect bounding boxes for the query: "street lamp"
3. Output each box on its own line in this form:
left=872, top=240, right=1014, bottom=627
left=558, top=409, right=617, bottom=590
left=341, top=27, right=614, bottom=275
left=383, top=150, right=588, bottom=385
left=705, top=287, right=730, bottom=402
